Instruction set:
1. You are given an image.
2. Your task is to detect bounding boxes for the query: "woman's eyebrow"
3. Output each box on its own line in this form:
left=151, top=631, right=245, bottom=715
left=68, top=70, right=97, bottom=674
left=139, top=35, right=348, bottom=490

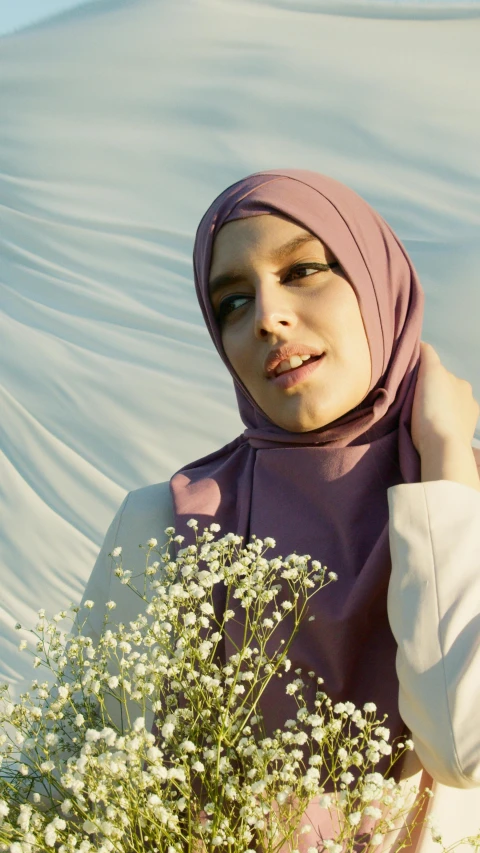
left=208, top=233, right=320, bottom=299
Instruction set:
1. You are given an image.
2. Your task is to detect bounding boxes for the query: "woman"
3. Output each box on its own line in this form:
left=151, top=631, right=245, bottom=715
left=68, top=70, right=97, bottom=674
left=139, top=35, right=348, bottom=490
left=84, top=169, right=480, bottom=850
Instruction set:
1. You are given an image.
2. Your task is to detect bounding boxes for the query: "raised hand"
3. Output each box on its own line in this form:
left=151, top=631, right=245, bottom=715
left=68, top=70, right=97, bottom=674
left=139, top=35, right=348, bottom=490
left=411, top=341, right=480, bottom=491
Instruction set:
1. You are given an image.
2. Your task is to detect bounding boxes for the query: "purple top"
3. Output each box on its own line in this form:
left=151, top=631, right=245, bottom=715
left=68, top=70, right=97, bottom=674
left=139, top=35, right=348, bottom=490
left=170, top=169, right=424, bottom=790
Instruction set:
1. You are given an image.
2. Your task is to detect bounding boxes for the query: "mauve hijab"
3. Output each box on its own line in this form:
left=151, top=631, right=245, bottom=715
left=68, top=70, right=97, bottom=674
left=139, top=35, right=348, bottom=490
left=169, top=169, right=424, bottom=777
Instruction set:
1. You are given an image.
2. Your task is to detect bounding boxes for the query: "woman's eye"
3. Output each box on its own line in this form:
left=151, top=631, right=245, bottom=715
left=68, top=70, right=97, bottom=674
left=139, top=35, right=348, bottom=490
left=216, top=262, right=336, bottom=324
left=217, top=295, right=250, bottom=322
left=287, top=263, right=328, bottom=281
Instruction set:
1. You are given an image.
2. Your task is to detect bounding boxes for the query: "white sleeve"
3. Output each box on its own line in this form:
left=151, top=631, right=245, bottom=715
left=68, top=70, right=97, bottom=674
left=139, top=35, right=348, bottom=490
left=387, top=479, right=480, bottom=789
left=78, top=491, right=130, bottom=646
left=77, top=482, right=174, bottom=733
left=79, top=481, right=175, bottom=643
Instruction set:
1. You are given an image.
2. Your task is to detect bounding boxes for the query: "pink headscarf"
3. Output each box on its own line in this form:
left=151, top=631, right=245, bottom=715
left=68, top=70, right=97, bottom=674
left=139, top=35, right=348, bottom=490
left=170, top=169, right=424, bottom=774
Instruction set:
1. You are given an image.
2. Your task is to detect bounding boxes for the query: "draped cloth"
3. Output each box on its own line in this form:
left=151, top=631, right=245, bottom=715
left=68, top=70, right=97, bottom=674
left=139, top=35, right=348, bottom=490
left=169, top=170, right=425, bottom=815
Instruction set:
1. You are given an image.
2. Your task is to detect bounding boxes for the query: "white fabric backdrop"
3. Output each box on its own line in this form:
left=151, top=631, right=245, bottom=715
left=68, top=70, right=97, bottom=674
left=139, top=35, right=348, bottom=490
left=1, top=0, right=479, bottom=700
left=0, top=0, right=92, bottom=37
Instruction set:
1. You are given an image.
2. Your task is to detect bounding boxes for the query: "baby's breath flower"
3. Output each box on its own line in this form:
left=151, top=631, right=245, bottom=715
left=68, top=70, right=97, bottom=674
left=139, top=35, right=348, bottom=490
left=60, top=799, right=72, bottom=815
left=375, top=726, right=390, bottom=740
left=45, top=732, right=59, bottom=747
left=426, top=817, right=443, bottom=844
left=111, top=546, right=122, bottom=557
left=83, top=600, right=95, bottom=609
left=85, top=729, right=101, bottom=742
left=0, top=528, right=437, bottom=853
left=198, top=641, right=213, bottom=659
left=162, top=722, right=175, bottom=740
left=294, top=731, right=308, bottom=745
left=366, top=747, right=380, bottom=764
left=364, top=805, right=382, bottom=819
left=120, top=571, right=132, bottom=585
left=341, top=771, right=355, bottom=785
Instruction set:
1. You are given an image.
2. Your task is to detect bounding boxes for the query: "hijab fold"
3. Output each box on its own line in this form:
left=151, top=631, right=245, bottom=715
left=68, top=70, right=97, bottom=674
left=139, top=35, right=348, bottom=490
left=169, top=169, right=424, bottom=781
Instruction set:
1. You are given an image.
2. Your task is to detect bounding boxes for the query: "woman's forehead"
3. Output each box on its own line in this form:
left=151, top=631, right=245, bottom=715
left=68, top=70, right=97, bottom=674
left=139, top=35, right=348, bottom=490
left=208, top=214, right=330, bottom=283
left=213, top=212, right=319, bottom=248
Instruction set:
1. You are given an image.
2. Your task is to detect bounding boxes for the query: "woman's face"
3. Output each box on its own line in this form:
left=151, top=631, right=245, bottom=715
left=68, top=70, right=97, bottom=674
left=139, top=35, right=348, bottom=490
left=208, top=214, right=372, bottom=432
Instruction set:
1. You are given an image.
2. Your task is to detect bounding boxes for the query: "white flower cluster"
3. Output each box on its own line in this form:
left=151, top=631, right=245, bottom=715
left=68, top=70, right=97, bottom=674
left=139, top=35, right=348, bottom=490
left=0, top=522, right=458, bottom=853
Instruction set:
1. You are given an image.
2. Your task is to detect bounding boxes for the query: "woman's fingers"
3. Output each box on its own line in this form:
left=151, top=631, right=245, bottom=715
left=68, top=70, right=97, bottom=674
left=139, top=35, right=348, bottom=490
left=411, top=341, right=479, bottom=457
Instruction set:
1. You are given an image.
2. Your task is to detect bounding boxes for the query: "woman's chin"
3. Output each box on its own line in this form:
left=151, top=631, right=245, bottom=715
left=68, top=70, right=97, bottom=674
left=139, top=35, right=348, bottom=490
left=264, top=406, right=337, bottom=433
left=252, top=382, right=346, bottom=432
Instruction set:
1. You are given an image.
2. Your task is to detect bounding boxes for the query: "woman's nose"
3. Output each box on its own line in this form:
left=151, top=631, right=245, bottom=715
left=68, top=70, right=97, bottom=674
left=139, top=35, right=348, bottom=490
left=253, top=282, right=297, bottom=338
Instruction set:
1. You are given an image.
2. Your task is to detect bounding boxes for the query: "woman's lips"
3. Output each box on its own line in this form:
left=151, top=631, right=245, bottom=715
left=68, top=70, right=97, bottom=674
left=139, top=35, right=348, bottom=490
left=269, top=354, right=325, bottom=389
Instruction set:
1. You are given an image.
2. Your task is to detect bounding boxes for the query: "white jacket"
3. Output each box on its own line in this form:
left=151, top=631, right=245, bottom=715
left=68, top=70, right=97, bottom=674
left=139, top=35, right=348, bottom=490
left=81, top=478, right=480, bottom=851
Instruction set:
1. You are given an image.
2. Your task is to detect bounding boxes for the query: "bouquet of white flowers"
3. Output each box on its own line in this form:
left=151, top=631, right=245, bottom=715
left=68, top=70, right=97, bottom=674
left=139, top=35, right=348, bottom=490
left=1, top=521, right=478, bottom=853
